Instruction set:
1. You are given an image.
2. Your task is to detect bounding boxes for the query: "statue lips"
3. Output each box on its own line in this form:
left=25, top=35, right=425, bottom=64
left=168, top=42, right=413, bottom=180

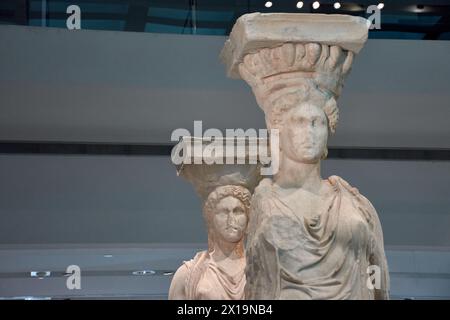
left=301, top=143, right=315, bottom=149
left=223, top=224, right=243, bottom=243
left=226, top=224, right=240, bottom=234
left=296, top=142, right=316, bottom=153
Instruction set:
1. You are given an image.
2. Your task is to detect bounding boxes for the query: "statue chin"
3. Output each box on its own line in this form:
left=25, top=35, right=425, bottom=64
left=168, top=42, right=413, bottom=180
left=217, top=232, right=243, bottom=244
left=281, top=149, right=323, bottom=166
left=293, top=155, right=322, bottom=165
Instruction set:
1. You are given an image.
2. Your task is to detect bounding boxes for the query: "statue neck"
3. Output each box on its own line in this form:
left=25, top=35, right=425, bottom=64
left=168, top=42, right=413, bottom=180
left=274, top=154, right=323, bottom=194
left=211, top=239, right=243, bottom=262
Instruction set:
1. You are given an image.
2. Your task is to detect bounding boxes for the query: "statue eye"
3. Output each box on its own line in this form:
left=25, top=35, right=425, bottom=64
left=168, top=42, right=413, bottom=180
left=294, top=117, right=305, bottom=125
left=234, top=207, right=244, bottom=214
left=217, top=209, right=227, bottom=215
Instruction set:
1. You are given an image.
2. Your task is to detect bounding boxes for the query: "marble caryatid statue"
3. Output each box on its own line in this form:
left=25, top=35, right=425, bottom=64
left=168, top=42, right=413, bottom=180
left=221, top=13, right=390, bottom=299
left=169, top=184, right=251, bottom=300
left=169, top=137, right=263, bottom=300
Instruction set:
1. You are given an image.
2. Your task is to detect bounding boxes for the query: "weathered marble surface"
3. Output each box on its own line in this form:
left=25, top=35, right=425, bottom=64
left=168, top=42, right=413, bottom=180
left=221, top=13, right=390, bottom=300
left=221, top=12, right=368, bottom=79
left=169, top=185, right=250, bottom=300
left=168, top=137, right=263, bottom=300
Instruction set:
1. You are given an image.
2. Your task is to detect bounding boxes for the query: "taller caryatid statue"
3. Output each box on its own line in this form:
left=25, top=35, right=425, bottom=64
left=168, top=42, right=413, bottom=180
left=221, top=13, right=390, bottom=299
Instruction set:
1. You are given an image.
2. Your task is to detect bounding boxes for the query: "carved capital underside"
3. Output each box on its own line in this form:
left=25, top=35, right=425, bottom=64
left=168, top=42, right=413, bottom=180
left=221, top=13, right=369, bottom=132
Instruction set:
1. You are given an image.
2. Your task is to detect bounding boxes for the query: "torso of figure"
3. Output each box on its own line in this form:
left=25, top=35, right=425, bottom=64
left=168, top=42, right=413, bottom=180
left=245, top=175, right=388, bottom=300
left=169, top=251, right=246, bottom=300
left=195, top=254, right=246, bottom=300
left=273, top=180, right=335, bottom=221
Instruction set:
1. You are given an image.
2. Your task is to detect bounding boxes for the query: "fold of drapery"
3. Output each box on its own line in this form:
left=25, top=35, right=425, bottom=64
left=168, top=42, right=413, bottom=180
left=245, top=175, right=390, bottom=300
left=184, top=251, right=246, bottom=300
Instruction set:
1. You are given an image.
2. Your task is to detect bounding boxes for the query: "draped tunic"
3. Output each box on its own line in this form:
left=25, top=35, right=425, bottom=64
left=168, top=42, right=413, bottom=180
left=182, top=251, right=246, bottom=300
left=245, top=175, right=389, bottom=300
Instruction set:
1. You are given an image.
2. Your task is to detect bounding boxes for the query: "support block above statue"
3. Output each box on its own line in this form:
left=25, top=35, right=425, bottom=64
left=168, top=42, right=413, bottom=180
left=221, top=13, right=369, bottom=79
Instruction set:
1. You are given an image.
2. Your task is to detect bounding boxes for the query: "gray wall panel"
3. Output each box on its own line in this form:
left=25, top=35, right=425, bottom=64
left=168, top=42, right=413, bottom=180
left=0, top=154, right=449, bottom=246
left=0, top=26, right=449, bottom=147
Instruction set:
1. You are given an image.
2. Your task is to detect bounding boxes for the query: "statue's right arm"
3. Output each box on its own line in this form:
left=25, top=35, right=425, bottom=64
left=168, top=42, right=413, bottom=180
left=168, top=264, right=189, bottom=300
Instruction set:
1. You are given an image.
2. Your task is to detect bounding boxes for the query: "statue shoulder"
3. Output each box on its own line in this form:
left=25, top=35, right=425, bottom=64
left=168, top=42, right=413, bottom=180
left=168, top=263, right=190, bottom=299
left=168, top=250, right=208, bottom=300
left=251, top=178, right=278, bottom=217
left=184, top=250, right=208, bottom=269
left=328, top=175, right=362, bottom=197
left=329, top=175, right=382, bottom=229
left=254, top=178, right=274, bottom=195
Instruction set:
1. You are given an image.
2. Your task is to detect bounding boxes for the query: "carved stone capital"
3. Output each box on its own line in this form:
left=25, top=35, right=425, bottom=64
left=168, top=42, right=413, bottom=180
left=221, top=13, right=369, bottom=132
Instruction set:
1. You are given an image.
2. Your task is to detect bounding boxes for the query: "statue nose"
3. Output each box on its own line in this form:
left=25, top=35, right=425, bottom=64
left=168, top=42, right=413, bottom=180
left=228, top=213, right=237, bottom=224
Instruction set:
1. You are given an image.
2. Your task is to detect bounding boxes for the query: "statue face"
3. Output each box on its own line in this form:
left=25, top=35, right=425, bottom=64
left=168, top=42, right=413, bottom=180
left=280, top=103, right=328, bottom=164
left=213, top=196, right=248, bottom=243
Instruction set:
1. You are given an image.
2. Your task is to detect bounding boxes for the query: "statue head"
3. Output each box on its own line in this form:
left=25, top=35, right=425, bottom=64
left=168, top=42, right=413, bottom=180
left=238, top=42, right=354, bottom=164
left=269, top=85, right=336, bottom=164
left=203, top=185, right=251, bottom=251
left=279, top=101, right=329, bottom=164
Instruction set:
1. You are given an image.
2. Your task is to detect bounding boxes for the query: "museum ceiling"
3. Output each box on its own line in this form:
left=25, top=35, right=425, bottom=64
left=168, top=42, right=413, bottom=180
left=1, top=0, right=450, bottom=40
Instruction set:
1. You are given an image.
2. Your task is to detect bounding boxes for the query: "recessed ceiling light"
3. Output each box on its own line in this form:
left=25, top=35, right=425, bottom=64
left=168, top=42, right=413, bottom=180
left=265, top=1, right=273, bottom=8
left=346, top=3, right=363, bottom=11
left=408, top=4, right=425, bottom=13
left=163, top=271, right=174, bottom=276
left=296, top=1, right=304, bottom=9
left=377, top=3, right=384, bottom=10
left=312, top=1, right=320, bottom=10
left=103, top=254, right=113, bottom=258
left=30, top=271, right=51, bottom=278
left=132, top=270, right=156, bottom=276
left=334, top=2, right=341, bottom=9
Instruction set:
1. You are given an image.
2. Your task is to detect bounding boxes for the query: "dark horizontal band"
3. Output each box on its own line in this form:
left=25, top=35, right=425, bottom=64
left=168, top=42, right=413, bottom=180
left=0, top=141, right=449, bottom=161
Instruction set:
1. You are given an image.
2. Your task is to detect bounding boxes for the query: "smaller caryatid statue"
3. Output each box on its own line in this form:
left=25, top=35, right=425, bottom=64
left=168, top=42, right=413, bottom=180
left=169, top=185, right=251, bottom=300
left=169, top=137, right=263, bottom=300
